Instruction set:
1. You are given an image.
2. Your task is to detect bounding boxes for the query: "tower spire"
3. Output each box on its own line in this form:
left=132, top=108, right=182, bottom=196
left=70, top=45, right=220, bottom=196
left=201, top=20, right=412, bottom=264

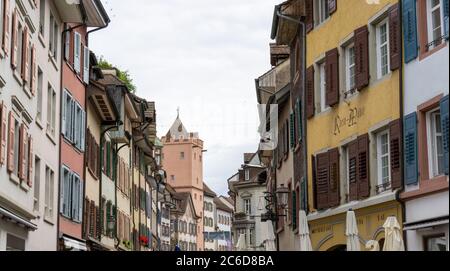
left=177, top=106, right=180, bottom=119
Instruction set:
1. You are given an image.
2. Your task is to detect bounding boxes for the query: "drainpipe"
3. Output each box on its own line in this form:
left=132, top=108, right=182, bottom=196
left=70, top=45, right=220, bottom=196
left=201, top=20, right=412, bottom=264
left=114, top=142, right=129, bottom=250
left=57, top=23, right=85, bottom=251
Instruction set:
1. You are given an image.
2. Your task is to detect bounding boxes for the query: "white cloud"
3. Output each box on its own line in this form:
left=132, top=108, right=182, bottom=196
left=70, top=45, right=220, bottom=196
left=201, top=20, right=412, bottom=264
left=91, top=0, right=279, bottom=195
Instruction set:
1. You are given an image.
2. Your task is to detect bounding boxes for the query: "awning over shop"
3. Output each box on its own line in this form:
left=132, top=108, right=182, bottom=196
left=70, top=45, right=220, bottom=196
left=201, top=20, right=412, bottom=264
left=62, top=236, right=87, bottom=251
left=0, top=206, right=37, bottom=231
left=403, top=216, right=449, bottom=231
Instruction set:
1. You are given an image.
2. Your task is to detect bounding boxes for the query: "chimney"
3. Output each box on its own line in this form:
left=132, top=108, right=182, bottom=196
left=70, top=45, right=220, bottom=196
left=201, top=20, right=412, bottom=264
left=270, top=43, right=290, bottom=67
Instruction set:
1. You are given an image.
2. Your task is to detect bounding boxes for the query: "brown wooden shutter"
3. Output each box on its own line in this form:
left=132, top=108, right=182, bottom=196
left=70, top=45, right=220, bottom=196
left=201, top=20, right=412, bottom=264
left=389, top=4, right=401, bottom=71
left=18, top=124, right=26, bottom=180
left=316, top=152, right=329, bottom=210
left=328, top=148, right=340, bottom=207
left=348, top=140, right=358, bottom=201
left=22, top=26, right=29, bottom=81
left=0, top=102, right=7, bottom=165
left=11, top=8, right=18, bottom=69
left=306, top=66, right=315, bottom=118
left=354, top=25, right=370, bottom=90
left=2, top=0, right=10, bottom=55
left=357, top=134, right=370, bottom=199
left=85, top=129, right=90, bottom=167
left=84, top=198, right=90, bottom=238
left=311, top=155, right=317, bottom=209
left=27, top=135, right=33, bottom=187
left=95, top=205, right=101, bottom=239
left=390, top=119, right=402, bottom=189
left=7, top=111, right=15, bottom=172
left=328, top=0, right=337, bottom=15
left=31, top=45, right=37, bottom=95
left=325, top=48, right=339, bottom=107
left=305, top=0, right=314, bottom=33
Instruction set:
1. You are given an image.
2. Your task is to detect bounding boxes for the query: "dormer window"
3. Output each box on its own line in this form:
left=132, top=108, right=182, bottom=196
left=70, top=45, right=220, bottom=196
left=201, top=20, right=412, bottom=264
left=244, top=169, right=250, bottom=181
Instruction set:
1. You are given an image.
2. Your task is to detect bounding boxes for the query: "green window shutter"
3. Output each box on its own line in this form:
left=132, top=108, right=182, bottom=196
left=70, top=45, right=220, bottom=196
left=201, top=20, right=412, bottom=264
left=290, top=113, right=295, bottom=148
left=106, top=201, right=111, bottom=235
left=106, top=141, right=111, bottom=177
left=441, top=95, right=449, bottom=175
left=297, top=99, right=303, bottom=141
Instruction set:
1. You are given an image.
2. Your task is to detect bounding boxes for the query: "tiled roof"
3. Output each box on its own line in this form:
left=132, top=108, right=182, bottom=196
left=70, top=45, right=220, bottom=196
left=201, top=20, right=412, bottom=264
left=203, top=183, right=217, bottom=197
left=214, top=197, right=233, bottom=213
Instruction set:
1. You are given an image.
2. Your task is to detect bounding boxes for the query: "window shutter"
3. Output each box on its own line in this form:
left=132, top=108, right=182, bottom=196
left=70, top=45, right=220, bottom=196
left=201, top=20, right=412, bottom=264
left=61, top=90, right=67, bottom=137
left=316, top=152, right=329, bottom=210
left=81, top=110, right=85, bottom=152
left=290, top=113, right=295, bottom=148
left=84, top=198, right=90, bottom=238
left=10, top=8, right=17, bottom=69
left=305, top=0, right=314, bottom=33
left=440, top=95, right=449, bottom=175
left=403, top=0, right=418, bottom=63
left=390, top=119, right=402, bottom=189
left=301, top=177, right=307, bottom=211
left=354, top=25, right=370, bottom=90
left=2, top=0, right=10, bottom=55
left=348, top=140, right=359, bottom=201
left=95, top=205, right=100, bottom=239
left=0, top=102, right=7, bottom=165
left=443, top=0, right=449, bottom=39
left=27, top=135, right=33, bottom=187
left=404, top=112, right=418, bottom=185
left=79, top=181, right=83, bottom=222
left=325, top=48, right=339, bottom=107
left=285, top=119, right=289, bottom=154
left=74, top=33, right=81, bottom=73
left=83, top=46, right=90, bottom=83
left=85, top=129, right=90, bottom=167
left=357, top=134, right=370, bottom=199
left=21, top=26, right=29, bottom=81
left=71, top=175, right=77, bottom=220
left=296, top=99, right=303, bottom=141
left=328, top=148, right=340, bottom=207
left=389, top=4, right=401, bottom=71
left=311, top=155, right=317, bottom=209
left=31, top=45, right=37, bottom=95
left=106, top=201, right=111, bottom=235
left=60, top=167, right=66, bottom=214
left=64, top=29, right=70, bottom=61
left=306, top=66, right=315, bottom=118
left=18, top=124, right=26, bottom=180
left=7, top=111, right=14, bottom=172
left=328, top=0, right=337, bottom=15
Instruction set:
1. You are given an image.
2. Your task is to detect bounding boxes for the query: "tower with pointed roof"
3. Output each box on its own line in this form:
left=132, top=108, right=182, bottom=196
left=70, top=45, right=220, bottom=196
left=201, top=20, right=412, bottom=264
left=161, top=114, right=204, bottom=250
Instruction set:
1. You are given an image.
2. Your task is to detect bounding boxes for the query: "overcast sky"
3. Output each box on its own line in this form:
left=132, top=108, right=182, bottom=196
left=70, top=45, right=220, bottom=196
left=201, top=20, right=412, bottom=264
left=90, top=0, right=279, bottom=196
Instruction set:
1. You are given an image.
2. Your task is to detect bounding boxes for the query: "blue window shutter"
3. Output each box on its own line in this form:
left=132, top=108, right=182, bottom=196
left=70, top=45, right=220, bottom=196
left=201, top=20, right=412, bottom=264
left=444, top=0, right=449, bottom=39
left=440, top=95, right=449, bottom=175
left=402, top=0, right=418, bottom=63
left=404, top=112, right=418, bottom=185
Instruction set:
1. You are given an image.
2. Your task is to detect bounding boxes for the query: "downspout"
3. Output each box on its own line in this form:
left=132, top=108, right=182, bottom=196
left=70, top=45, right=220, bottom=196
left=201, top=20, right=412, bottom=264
left=396, top=1, right=408, bottom=251
left=114, top=142, right=129, bottom=249
left=57, top=22, right=85, bottom=250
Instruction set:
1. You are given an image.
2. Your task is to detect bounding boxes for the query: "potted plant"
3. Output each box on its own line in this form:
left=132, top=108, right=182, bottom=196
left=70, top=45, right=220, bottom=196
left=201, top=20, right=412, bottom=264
left=139, top=236, right=149, bottom=247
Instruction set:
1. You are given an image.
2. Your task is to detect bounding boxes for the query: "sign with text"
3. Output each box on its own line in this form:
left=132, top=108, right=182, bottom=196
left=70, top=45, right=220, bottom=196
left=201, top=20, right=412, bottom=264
left=333, top=107, right=365, bottom=135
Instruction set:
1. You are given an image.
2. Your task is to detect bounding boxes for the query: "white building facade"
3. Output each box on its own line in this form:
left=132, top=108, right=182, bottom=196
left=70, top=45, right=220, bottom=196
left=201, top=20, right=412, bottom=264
left=401, top=0, right=449, bottom=251
left=203, top=184, right=216, bottom=251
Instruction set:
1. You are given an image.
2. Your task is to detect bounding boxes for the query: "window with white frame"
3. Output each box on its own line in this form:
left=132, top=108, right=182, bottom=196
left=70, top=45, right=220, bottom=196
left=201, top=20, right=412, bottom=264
left=244, top=169, right=250, bottom=181
left=49, top=13, right=58, bottom=60
left=62, top=89, right=85, bottom=151
left=33, top=157, right=41, bottom=212
left=345, top=44, right=356, bottom=92
left=74, top=32, right=81, bottom=73
left=44, top=166, right=54, bottom=221
left=47, top=84, right=56, bottom=137
left=318, top=62, right=329, bottom=112
left=376, top=18, right=390, bottom=79
left=315, top=0, right=330, bottom=26
left=427, top=0, right=445, bottom=50
left=244, top=198, right=251, bottom=215
left=427, top=109, right=444, bottom=177
left=36, top=68, right=43, bottom=122
left=60, top=166, right=83, bottom=222
left=376, top=130, right=391, bottom=188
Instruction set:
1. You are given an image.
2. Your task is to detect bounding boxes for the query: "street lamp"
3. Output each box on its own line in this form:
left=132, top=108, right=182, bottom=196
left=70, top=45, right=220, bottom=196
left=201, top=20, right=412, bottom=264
left=275, top=184, right=290, bottom=209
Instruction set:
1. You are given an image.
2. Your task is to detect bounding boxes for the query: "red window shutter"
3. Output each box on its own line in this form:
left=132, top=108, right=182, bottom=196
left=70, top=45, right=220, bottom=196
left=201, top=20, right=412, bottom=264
left=357, top=134, right=370, bottom=199
left=348, top=140, right=358, bottom=201
left=328, top=148, right=340, bottom=207
left=390, top=119, right=402, bottom=189
left=328, top=0, right=337, bottom=15
left=11, top=9, right=18, bottom=69
left=22, top=26, right=29, bottom=81
left=306, top=66, right=315, bottom=118
left=7, top=111, right=15, bottom=172
left=354, top=25, right=370, bottom=90
left=31, top=45, right=37, bottom=95
left=2, top=0, right=10, bottom=55
left=0, top=102, right=7, bottom=165
left=18, top=124, right=27, bottom=180
left=389, top=4, right=401, bottom=71
left=27, top=135, right=33, bottom=187
left=305, top=0, right=314, bottom=33
left=325, top=48, right=339, bottom=107
left=316, top=152, right=329, bottom=210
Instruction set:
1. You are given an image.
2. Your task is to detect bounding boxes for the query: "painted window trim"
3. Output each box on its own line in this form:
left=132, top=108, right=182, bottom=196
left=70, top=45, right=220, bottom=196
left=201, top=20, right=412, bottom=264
left=376, top=129, right=391, bottom=187
left=376, top=17, right=391, bottom=79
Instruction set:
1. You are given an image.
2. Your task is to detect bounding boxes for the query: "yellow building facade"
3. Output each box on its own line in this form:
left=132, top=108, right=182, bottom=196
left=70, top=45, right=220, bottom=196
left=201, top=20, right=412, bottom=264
left=305, top=0, right=403, bottom=251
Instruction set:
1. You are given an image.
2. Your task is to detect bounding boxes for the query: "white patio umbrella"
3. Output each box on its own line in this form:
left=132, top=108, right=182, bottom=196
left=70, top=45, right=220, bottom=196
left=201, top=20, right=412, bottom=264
left=345, top=210, right=361, bottom=251
left=235, top=234, right=247, bottom=251
left=264, top=222, right=277, bottom=251
left=299, top=210, right=313, bottom=251
left=365, top=240, right=380, bottom=251
left=383, top=216, right=405, bottom=251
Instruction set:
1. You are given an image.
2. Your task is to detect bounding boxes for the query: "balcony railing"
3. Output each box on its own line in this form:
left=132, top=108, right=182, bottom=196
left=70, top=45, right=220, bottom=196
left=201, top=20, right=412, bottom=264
left=376, top=181, right=392, bottom=194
